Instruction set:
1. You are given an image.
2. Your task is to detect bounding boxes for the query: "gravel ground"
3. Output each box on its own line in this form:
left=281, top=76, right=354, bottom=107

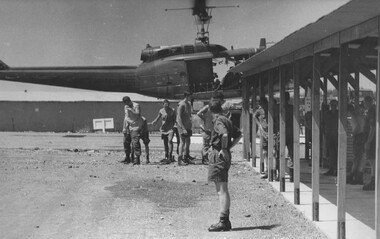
left=0, top=132, right=328, bottom=239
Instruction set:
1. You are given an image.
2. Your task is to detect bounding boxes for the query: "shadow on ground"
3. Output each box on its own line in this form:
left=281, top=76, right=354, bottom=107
left=232, top=224, right=279, bottom=231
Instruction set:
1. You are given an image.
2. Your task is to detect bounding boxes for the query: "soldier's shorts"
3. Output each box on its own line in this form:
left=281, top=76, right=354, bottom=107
left=178, top=128, right=192, bottom=138
left=208, top=149, right=231, bottom=182
left=141, top=131, right=150, bottom=145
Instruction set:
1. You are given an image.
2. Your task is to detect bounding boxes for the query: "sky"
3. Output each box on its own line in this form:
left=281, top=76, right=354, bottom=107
left=0, top=0, right=352, bottom=101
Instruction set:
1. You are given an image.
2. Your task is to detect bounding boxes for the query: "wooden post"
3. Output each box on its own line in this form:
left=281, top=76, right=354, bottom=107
left=294, top=61, right=301, bottom=205
left=279, top=65, right=286, bottom=192
left=268, top=70, right=275, bottom=182
left=337, top=43, right=348, bottom=239
left=375, top=22, right=380, bottom=239
left=354, top=72, right=360, bottom=109
left=242, top=78, right=250, bottom=160
left=260, top=74, right=265, bottom=174
left=312, top=53, right=321, bottom=221
left=251, top=81, right=257, bottom=166
left=322, top=77, right=328, bottom=169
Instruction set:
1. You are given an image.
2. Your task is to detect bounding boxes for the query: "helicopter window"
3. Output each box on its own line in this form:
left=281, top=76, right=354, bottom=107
left=170, top=47, right=183, bottom=55
left=184, top=45, right=194, bottom=54
left=157, top=49, right=170, bottom=58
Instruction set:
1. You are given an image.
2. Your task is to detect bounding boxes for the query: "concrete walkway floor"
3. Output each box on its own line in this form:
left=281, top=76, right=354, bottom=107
left=249, top=158, right=376, bottom=239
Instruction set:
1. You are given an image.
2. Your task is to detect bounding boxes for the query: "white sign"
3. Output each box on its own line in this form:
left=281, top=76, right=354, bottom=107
left=93, top=118, right=114, bottom=133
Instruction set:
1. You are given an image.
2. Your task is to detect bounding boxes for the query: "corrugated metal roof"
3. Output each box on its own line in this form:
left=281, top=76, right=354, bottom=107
left=232, top=0, right=380, bottom=74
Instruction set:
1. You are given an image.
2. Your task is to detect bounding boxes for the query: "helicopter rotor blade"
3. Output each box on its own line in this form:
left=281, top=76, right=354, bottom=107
left=165, top=7, right=192, bottom=11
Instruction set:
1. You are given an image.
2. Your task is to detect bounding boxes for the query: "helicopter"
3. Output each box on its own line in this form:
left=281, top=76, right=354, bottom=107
left=0, top=0, right=265, bottom=100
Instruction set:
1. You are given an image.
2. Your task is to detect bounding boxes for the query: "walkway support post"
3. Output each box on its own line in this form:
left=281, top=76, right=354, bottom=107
left=312, top=53, right=321, bottom=221
left=268, top=69, right=275, bottom=182
left=242, top=78, right=250, bottom=160
left=337, top=43, right=349, bottom=239
left=259, top=74, right=265, bottom=174
left=375, top=21, right=380, bottom=239
left=251, top=81, right=257, bottom=166
left=293, top=61, right=301, bottom=205
left=279, top=65, right=286, bottom=192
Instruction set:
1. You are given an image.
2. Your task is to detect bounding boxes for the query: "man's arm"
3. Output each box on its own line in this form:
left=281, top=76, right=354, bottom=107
left=122, top=117, right=129, bottom=133
left=125, top=103, right=141, bottom=118
left=197, top=105, right=208, bottom=121
left=176, top=104, right=186, bottom=130
left=150, top=111, right=162, bottom=125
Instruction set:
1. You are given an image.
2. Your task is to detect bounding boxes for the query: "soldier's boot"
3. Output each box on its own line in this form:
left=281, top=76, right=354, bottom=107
left=133, top=155, right=140, bottom=165
left=120, top=155, right=131, bottom=164
left=178, top=156, right=188, bottom=166
left=208, top=218, right=232, bottom=232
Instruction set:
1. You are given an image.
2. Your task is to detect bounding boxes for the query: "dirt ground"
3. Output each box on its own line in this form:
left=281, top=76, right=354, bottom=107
left=0, top=132, right=327, bottom=239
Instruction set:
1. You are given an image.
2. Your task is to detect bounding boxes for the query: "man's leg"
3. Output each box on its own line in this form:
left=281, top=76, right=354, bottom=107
left=184, top=136, right=195, bottom=164
left=162, top=134, right=169, bottom=159
left=174, top=127, right=180, bottom=155
left=168, top=131, right=175, bottom=162
left=178, top=134, right=187, bottom=165
left=202, top=131, right=211, bottom=164
left=131, top=131, right=141, bottom=165
left=142, top=133, right=150, bottom=163
left=261, top=146, right=269, bottom=178
left=216, top=182, right=230, bottom=218
left=121, top=133, right=131, bottom=163
left=160, top=134, right=171, bottom=164
left=286, top=136, right=294, bottom=182
left=144, top=143, right=150, bottom=163
left=324, top=135, right=336, bottom=175
left=208, top=182, right=231, bottom=232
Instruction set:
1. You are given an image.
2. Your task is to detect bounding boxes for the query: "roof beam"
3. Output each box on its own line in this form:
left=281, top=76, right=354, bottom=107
left=340, top=17, right=378, bottom=44
left=357, top=65, right=376, bottom=84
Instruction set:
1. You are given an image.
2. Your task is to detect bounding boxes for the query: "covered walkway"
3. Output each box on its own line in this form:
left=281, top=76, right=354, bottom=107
left=234, top=0, right=380, bottom=238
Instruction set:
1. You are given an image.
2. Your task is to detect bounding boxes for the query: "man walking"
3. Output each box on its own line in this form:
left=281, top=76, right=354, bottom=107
left=176, top=91, right=194, bottom=165
left=122, top=96, right=143, bottom=165
left=151, top=99, right=176, bottom=164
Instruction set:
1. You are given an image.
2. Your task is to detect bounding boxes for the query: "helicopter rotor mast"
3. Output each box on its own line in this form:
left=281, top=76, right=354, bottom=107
left=165, top=0, right=238, bottom=45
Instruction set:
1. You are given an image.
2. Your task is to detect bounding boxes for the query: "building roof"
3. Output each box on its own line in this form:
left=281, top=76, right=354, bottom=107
left=232, top=0, right=380, bottom=75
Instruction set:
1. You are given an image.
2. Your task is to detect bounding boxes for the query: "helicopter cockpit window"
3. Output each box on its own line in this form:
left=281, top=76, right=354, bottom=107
left=157, top=47, right=183, bottom=59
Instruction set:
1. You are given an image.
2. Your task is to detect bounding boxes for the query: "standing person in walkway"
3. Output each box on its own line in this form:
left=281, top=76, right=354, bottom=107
left=304, top=110, right=312, bottom=161
left=151, top=99, right=176, bottom=165
left=123, top=96, right=143, bottom=165
left=362, top=96, right=376, bottom=190
left=176, top=91, right=194, bottom=165
left=207, top=98, right=242, bottom=232
left=347, top=104, right=365, bottom=184
left=254, top=97, right=269, bottom=178
left=323, top=99, right=339, bottom=176
left=254, top=96, right=279, bottom=180
left=285, top=92, right=294, bottom=181
left=197, top=102, right=214, bottom=164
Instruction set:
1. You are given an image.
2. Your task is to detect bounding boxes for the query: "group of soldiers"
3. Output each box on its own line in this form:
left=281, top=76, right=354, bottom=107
left=253, top=91, right=377, bottom=191
left=253, top=93, right=295, bottom=182
left=120, top=91, right=234, bottom=167
left=119, top=92, right=242, bottom=232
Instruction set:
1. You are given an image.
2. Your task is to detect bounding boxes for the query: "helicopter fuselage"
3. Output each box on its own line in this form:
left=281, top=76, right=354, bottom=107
left=0, top=43, right=255, bottom=100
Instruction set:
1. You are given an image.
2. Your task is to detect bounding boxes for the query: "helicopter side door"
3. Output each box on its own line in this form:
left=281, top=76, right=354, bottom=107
left=185, top=58, right=213, bottom=93
left=154, top=60, right=188, bottom=98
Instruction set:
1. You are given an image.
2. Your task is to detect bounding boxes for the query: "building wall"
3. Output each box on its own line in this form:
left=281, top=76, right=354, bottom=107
left=0, top=101, right=178, bottom=132
left=0, top=101, right=241, bottom=132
